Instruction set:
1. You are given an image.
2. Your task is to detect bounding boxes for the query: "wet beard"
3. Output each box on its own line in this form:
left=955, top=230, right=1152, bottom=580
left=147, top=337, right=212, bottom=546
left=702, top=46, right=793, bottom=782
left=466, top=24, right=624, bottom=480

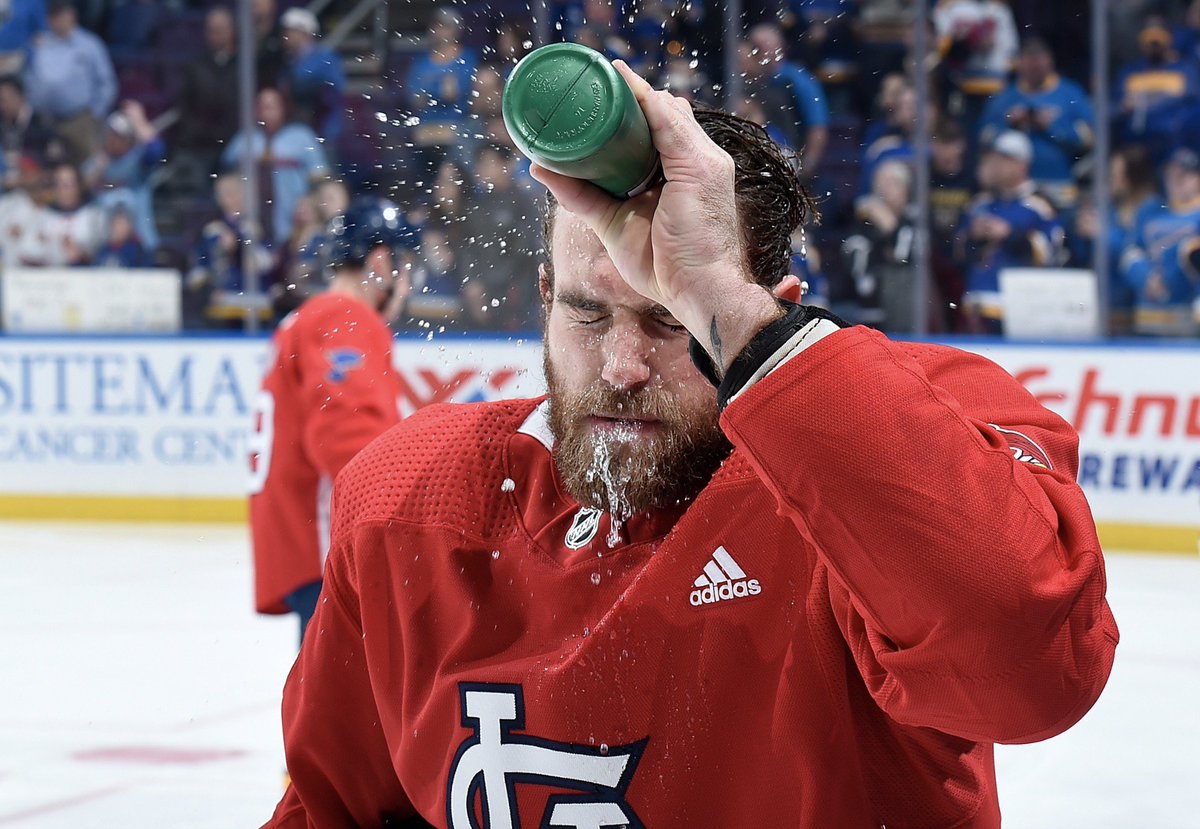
left=543, top=355, right=731, bottom=522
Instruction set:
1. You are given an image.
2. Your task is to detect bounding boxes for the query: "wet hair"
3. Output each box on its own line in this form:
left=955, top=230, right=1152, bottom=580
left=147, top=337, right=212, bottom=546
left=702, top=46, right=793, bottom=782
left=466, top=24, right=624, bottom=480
left=540, top=103, right=817, bottom=293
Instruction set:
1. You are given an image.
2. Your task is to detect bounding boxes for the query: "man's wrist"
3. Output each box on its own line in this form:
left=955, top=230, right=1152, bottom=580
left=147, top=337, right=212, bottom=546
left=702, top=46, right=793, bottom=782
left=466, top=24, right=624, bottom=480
left=689, top=301, right=850, bottom=409
left=675, top=279, right=784, bottom=375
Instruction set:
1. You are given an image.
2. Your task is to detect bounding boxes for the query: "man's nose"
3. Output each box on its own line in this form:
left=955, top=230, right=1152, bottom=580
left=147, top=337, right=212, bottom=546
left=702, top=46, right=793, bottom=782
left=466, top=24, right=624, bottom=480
left=600, top=324, right=652, bottom=391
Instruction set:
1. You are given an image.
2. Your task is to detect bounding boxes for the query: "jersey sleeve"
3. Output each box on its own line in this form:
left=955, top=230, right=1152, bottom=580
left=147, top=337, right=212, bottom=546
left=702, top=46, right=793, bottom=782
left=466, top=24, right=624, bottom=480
left=719, top=326, right=1118, bottom=745
left=296, top=310, right=399, bottom=479
left=263, top=499, right=425, bottom=828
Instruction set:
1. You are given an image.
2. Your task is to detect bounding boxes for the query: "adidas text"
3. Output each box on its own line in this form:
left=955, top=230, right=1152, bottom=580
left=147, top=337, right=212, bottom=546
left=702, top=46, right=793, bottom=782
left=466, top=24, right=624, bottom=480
left=689, top=579, right=761, bottom=606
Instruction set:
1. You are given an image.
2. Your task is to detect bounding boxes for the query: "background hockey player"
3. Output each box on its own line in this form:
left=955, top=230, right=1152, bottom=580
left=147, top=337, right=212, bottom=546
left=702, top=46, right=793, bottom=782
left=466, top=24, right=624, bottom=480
left=263, top=62, right=1117, bottom=828
left=248, top=197, right=410, bottom=644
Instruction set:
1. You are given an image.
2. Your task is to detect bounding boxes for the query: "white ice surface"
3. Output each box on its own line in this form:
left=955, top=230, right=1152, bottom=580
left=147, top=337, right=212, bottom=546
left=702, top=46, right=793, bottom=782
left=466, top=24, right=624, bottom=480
left=0, top=521, right=1195, bottom=828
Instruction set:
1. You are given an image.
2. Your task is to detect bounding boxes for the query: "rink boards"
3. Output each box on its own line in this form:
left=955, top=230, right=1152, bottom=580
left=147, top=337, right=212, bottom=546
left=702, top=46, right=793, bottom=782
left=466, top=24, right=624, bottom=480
left=0, top=334, right=1196, bottom=553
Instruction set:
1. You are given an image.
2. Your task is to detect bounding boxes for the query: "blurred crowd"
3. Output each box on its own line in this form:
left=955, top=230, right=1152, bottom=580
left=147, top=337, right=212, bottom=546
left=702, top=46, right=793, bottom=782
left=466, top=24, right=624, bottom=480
left=0, top=0, right=1198, bottom=337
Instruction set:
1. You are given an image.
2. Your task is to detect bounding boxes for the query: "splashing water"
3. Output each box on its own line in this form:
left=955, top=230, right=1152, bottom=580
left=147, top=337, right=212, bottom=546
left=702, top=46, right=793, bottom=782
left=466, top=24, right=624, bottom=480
left=585, top=423, right=639, bottom=548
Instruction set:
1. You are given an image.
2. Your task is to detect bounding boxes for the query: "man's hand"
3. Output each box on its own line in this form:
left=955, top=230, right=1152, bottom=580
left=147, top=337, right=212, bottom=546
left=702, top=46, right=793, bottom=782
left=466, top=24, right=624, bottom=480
left=969, top=214, right=1011, bottom=243
left=1144, top=271, right=1168, bottom=302
left=529, top=60, right=782, bottom=372
left=1006, top=106, right=1030, bottom=130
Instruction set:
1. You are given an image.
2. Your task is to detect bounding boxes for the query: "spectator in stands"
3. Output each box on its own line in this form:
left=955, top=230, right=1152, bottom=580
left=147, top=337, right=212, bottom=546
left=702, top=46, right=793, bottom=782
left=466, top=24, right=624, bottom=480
left=0, top=75, right=57, bottom=188
left=404, top=8, right=478, bottom=177
left=571, top=22, right=634, bottom=69
left=740, top=24, right=829, bottom=177
left=416, top=159, right=472, bottom=287
left=270, top=179, right=347, bottom=314
left=1174, top=0, right=1200, bottom=71
left=789, top=0, right=860, bottom=116
left=1070, top=146, right=1159, bottom=332
left=104, top=0, right=160, bottom=63
left=732, top=94, right=792, bottom=150
left=313, top=178, right=349, bottom=227
left=858, top=80, right=921, bottom=200
left=404, top=225, right=465, bottom=331
left=19, top=162, right=105, bottom=266
left=253, top=0, right=284, bottom=90
left=1113, top=15, right=1200, bottom=164
left=978, top=36, right=1095, bottom=213
left=82, top=99, right=165, bottom=251
left=270, top=193, right=327, bottom=317
left=279, top=7, right=345, bottom=147
left=221, top=87, right=330, bottom=246
left=185, top=171, right=274, bottom=328
left=0, top=0, right=44, bottom=76
left=458, top=143, right=541, bottom=331
left=1118, top=146, right=1200, bottom=337
left=94, top=203, right=151, bottom=268
left=622, top=0, right=681, bottom=75
left=659, top=54, right=709, bottom=102
left=851, top=0, right=913, bottom=112
left=956, top=130, right=1064, bottom=334
left=490, top=22, right=532, bottom=68
left=468, top=64, right=505, bottom=129
left=843, top=160, right=921, bottom=332
left=932, top=0, right=1018, bottom=131
left=173, top=6, right=239, bottom=184
left=552, top=0, right=622, bottom=45
left=861, top=72, right=910, bottom=148
left=25, top=0, right=116, bottom=165
left=930, top=116, right=974, bottom=327
left=0, top=171, right=39, bottom=263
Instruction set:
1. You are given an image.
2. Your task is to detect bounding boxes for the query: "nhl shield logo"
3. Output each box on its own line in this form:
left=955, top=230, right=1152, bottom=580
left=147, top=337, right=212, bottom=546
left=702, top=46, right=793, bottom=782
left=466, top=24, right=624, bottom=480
left=565, top=508, right=602, bottom=550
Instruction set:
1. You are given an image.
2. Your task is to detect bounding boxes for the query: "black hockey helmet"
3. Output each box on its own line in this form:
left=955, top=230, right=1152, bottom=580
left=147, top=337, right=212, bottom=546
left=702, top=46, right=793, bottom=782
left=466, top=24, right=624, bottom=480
left=327, top=197, right=412, bottom=271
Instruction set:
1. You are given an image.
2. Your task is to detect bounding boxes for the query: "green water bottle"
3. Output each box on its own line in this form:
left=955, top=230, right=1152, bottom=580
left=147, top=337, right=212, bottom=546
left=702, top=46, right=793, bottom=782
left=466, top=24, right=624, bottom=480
left=502, top=43, right=662, bottom=199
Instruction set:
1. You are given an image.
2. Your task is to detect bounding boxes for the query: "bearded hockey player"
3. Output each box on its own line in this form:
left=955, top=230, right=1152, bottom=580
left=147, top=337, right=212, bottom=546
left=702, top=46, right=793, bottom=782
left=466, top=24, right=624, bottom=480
left=263, top=62, right=1117, bottom=828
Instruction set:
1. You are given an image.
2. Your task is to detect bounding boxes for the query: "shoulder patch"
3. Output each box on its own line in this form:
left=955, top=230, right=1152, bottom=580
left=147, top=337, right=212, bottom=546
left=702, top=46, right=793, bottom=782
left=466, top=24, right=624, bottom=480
left=325, top=348, right=365, bottom=383
left=989, top=424, right=1053, bottom=470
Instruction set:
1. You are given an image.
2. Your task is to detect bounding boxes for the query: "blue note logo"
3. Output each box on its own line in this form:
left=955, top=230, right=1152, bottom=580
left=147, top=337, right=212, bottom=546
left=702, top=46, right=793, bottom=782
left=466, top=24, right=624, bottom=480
left=447, top=684, right=646, bottom=829
left=324, top=348, right=364, bottom=383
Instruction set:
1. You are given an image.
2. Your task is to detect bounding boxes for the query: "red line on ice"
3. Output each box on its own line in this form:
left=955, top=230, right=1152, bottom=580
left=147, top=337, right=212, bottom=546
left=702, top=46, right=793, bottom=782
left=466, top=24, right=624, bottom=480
left=0, top=786, right=126, bottom=824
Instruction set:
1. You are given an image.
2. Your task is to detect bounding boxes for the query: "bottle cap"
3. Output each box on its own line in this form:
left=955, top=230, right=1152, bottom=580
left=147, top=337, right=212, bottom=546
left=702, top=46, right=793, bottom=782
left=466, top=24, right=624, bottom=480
left=502, top=43, right=660, bottom=198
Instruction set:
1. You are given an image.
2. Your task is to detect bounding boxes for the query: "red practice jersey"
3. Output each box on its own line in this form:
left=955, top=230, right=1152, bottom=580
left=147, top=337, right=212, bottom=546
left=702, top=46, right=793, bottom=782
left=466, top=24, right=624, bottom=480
left=265, top=327, right=1117, bottom=828
left=249, top=291, right=400, bottom=615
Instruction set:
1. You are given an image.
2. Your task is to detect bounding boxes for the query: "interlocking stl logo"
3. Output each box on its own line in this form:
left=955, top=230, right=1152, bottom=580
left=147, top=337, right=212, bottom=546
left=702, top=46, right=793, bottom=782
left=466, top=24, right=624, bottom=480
left=447, top=684, right=647, bottom=829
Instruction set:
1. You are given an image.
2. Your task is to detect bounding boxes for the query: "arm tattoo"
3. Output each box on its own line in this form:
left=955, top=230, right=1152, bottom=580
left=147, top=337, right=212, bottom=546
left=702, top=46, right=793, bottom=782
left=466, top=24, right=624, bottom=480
left=709, top=315, right=724, bottom=373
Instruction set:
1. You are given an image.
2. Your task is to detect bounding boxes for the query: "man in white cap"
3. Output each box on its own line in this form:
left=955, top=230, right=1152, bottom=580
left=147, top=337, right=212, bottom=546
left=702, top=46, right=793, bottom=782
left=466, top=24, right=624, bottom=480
left=957, top=129, right=1064, bottom=333
left=280, top=6, right=345, bottom=145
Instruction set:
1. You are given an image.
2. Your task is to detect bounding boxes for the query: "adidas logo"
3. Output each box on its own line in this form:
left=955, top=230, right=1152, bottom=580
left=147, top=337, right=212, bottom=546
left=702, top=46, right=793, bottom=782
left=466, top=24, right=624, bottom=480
left=689, top=546, right=761, bottom=607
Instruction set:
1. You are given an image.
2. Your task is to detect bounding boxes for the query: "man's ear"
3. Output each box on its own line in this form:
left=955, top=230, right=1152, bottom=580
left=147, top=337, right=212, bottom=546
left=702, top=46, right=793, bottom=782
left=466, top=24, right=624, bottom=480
left=539, top=264, right=552, bottom=308
left=772, top=274, right=804, bottom=304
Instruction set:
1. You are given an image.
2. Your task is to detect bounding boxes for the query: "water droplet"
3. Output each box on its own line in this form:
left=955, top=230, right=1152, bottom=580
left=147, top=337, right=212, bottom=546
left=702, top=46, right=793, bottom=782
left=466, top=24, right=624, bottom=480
left=501, top=478, right=516, bottom=492
left=491, top=550, right=501, bottom=560
left=590, top=572, right=602, bottom=586
left=599, top=743, right=609, bottom=755
left=582, top=626, right=590, bottom=637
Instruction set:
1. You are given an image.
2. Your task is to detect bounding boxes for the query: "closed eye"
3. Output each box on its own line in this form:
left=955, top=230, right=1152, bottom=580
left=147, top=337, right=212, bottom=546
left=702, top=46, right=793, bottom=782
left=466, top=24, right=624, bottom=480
left=570, top=313, right=609, bottom=327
